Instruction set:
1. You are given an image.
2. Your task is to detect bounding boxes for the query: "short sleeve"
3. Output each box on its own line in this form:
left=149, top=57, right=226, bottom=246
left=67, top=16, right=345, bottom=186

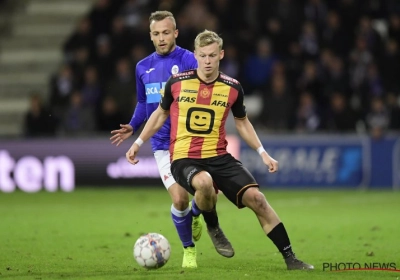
left=230, top=85, right=247, bottom=119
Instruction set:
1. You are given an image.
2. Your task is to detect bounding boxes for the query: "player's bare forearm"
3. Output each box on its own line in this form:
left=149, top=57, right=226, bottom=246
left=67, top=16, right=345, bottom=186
left=234, top=118, right=264, bottom=150
left=137, top=106, right=169, bottom=142
left=235, top=117, right=278, bottom=172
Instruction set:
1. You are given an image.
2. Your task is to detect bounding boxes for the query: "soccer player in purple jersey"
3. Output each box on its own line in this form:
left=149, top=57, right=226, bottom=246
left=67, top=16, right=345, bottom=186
left=110, top=11, right=233, bottom=268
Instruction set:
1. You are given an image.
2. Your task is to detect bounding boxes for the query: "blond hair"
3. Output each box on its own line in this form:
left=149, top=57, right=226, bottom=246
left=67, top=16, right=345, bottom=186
left=194, top=30, right=223, bottom=50
left=149, top=11, right=176, bottom=29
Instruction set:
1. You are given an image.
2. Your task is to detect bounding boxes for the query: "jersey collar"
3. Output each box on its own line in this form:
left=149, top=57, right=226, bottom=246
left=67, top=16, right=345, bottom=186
left=154, top=45, right=181, bottom=59
left=195, top=69, right=220, bottom=85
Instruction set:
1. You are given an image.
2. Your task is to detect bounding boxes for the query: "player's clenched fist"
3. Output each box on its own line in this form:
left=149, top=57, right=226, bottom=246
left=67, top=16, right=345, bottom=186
left=126, top=143, right=140, bottom=165
left=261, top=153, right=278, bottom=173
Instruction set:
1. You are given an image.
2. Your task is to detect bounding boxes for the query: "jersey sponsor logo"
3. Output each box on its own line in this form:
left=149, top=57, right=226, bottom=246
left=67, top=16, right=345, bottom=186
left=145, top=82, right=166, bottom=103
left=145, top=68, right=155, bottom=73
left=220, top=74, right=239, bottom=84
left=175, top=96, right=229, bottom=107
left=187, top=107, right=215, bottom=134
left=213, top=93, right=228, bottom=97
left=171, top=65, right=179, bottom=74
left=178, top=76, right=190, bottom=80
left=211, top=100, right=230, bottom=108
left=182, top=89, right=198, bottom=93
left=172, top=71, right=194, bottom=78
left=176, top=96, right=196, bottom=103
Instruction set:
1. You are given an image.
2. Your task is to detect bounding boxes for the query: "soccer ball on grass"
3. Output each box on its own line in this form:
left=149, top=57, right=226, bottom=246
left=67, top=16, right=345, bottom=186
left=133, top=233, right=171, bottom=269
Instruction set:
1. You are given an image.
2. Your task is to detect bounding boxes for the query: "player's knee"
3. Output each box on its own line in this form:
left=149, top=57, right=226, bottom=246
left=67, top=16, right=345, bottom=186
left=192, top=172, right=214, bottom=196
left=171, top=196, right=189, bottom=210
left=168, top=184, right=189, bottom=210
left=243, top=188, right=267, bottom=211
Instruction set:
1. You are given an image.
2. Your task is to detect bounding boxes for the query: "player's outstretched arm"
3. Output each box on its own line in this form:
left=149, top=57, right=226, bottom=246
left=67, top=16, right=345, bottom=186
left=110, top=71, right=147, bottom=147
left=234, top=118, right=278, bottom=173
left=137, top=106, right=168, bottom=142
left=113, top=66, right=148, bottom=147
left=126, top=106, right=169, bottom=165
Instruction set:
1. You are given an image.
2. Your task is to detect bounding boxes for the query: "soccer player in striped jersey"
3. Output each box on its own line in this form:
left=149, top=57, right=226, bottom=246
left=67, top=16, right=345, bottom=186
left=110, top=12, right=233, bottom=268
left=125, top=29, right=314, bottom=270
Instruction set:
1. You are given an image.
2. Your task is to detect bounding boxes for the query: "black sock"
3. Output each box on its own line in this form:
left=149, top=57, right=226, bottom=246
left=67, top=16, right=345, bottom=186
left=184, top=244, right=195, bottom=248
left=267, top=223, right=293, bottom=259
left=201, top=206, right=219, bottom=228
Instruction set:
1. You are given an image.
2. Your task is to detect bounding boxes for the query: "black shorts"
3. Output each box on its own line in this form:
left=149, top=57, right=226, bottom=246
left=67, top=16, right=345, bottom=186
left=171, top=153, right=258, bottom=208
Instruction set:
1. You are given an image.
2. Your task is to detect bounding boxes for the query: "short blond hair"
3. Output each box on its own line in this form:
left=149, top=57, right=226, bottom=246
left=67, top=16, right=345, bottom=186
left=194, top=30, right=223, bottom=50
left=149, top=11, right=176, bottom=29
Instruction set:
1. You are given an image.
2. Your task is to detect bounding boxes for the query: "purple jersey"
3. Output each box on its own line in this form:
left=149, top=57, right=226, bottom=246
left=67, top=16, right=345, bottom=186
left=129, top=46, right=197, bottom=152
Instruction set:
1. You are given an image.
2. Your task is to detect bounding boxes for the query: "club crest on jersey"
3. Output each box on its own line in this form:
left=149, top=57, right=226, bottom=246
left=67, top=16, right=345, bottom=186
left=171, top=65, right=179, bottom=74
left=200, top=87, right=211, bottom=98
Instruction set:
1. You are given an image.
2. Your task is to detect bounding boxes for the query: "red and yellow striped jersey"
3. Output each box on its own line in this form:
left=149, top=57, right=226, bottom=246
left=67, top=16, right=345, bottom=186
left=160, top=70, right=247, bottom=161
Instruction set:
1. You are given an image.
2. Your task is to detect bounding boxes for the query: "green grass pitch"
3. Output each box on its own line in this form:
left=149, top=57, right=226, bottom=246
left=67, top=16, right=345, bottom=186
left=1, top=188, right=399, bottom=280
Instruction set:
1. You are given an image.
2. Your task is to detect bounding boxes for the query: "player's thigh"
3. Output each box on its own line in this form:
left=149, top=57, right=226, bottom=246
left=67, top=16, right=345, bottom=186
left=170, top=158, right=207, bottom=196
left=153, top=150, right=176, bottom=189
left=211, top=154, right=259, bottom=209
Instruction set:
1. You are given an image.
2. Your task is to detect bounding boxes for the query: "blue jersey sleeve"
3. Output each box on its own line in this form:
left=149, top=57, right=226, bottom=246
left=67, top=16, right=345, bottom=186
left=129, top=66, right=147, bottom=132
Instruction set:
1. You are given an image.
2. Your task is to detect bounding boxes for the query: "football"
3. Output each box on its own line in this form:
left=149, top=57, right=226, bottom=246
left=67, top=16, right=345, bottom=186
left=133, top=233, right=171, bottom=269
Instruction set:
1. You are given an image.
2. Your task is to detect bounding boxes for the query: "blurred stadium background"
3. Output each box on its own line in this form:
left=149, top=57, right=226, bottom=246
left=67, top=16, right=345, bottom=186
left=0, top=0, right=399, bottom=191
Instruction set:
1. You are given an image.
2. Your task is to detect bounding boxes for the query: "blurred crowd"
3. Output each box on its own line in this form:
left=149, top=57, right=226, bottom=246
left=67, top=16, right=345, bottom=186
left=24, top=0, right=400, bottom=138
